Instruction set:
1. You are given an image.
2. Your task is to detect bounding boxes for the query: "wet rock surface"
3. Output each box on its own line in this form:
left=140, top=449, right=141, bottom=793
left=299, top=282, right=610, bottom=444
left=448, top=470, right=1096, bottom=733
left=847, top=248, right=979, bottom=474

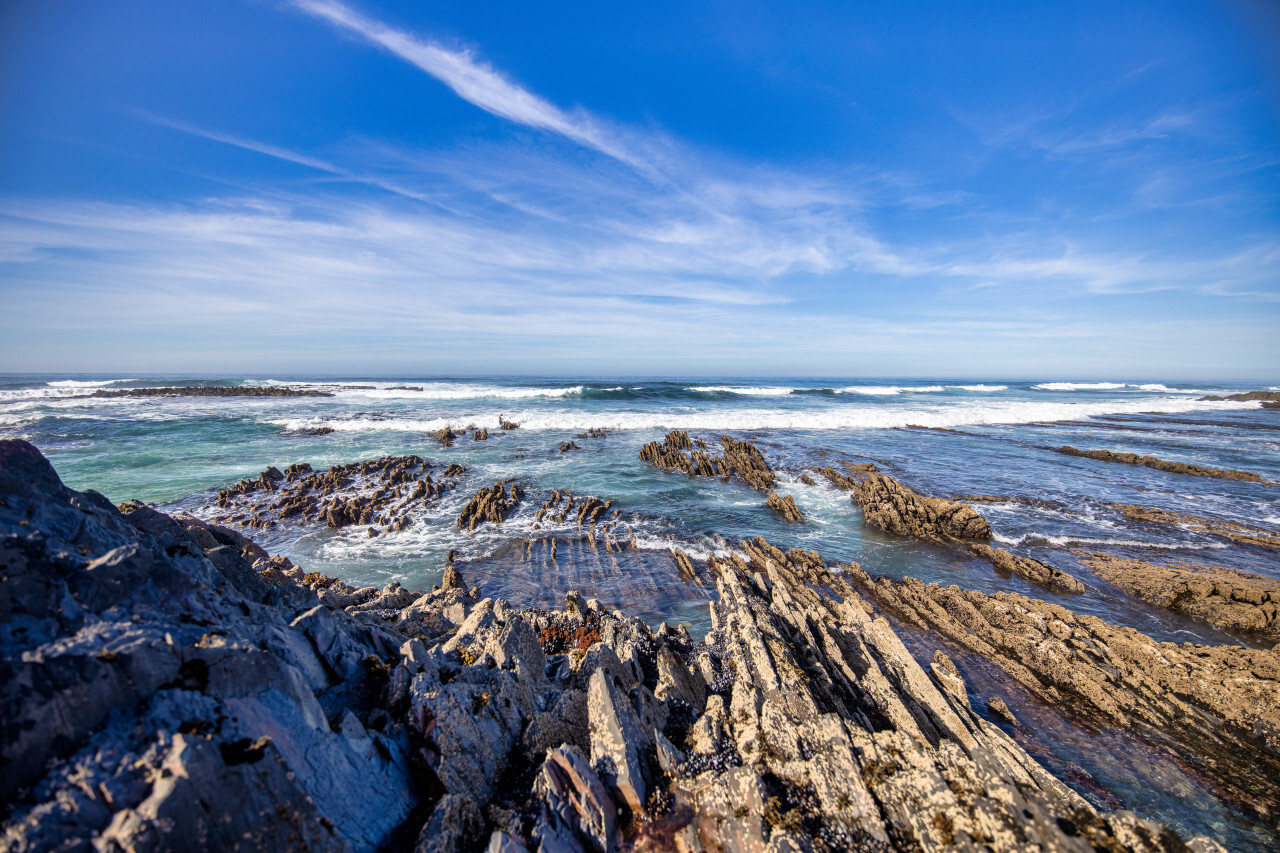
left=1079, top=551, right=1280, bottom=638
left=848, top=564, right=1280, bottom=820
left=1110, top=503, right=1280, bottom=549
left=814, top=461, right=878, bottom=491
left=851, top=472, right=993, bottom=542
left=0, top=440, right=1245, bottom=851
left=765, top=491, right=803, bottom=522
left=969, top=543, right=1086, bottom=594
left=212, top=456, right=465, bottom=534
left=1052, top=446, right=1267, bottom=483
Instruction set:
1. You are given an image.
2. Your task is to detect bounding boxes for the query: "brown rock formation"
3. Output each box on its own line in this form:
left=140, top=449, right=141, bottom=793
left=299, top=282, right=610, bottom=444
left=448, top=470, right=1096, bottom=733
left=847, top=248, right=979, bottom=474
left=559, top=441, right=580, bottom=453
left=1053, top=446, right=1266, bottom=483
left=639, top=430, right=778, bottom=493
left=848, top=566, right=1280, bottom=818
left=456, top=482, right=523, bottom=531
left=499, top=416, right=520, bottom=430
left=852, top=473, right=992, bottom=542
left=1079, top=551, right=1280, bottom=638
left=576, top=427, right=608, bottom=439
left=1111, top=503, right=1280, bottom=548
left=798, top=473, right=816, bottom=486
left=434, top=427, right=456, bottom=448
left=969, top=543, right=1086, bottom=594
left=765, top=491, right=803, bottom=522
left=473, top=428, right=488, bottom=441
left=1199, top=390, right=1280, bottom=402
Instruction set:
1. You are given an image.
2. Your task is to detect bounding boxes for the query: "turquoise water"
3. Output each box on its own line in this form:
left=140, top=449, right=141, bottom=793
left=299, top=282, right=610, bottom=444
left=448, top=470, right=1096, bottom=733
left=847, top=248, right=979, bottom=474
left=2, top=373, right=1278, bottom=847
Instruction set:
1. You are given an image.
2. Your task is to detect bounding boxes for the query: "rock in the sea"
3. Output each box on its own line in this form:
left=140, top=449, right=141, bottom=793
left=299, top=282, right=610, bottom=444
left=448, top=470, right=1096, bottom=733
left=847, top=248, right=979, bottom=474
left=970, top=542, right=1085, bottom=594
left=851, top=472, right=992, bottom=542
left=1111, top=503, right=1280, bottom=549
left=1080, top=551, right=1280, bottom=638
left=457, top=482, right=523, bottom=531
left=765, top=491, right=803, bottom=522
left=1053, top=446, right=1266, bottom=483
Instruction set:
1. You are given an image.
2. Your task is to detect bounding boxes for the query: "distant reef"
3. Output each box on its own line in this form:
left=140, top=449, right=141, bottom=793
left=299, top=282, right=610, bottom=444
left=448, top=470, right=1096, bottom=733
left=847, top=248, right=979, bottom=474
left=82, top=385, right=332, bottom=398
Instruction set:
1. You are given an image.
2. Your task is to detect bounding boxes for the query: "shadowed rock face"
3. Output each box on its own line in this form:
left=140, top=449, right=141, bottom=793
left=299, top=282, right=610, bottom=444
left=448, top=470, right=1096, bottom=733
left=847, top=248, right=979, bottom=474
left=457, top=482, right=523, bottom=531
left=765, top=491, right=803, bottom=522
left=848, top=565, right=1280, bottom=821
left=0, top=440, right=1231, bottom=852
left=851, top=472, right=993, bottom=542
left=639, top=430, right=777, bottom=493
left=1080, top=551, right=1280, bottom=638
left=1052, top=446, right=1267, bottom=483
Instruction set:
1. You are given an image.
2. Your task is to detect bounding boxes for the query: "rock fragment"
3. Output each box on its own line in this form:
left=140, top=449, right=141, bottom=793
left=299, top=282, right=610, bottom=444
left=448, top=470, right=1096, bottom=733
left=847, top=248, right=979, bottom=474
left=1053, top=446, right=1266, bottom=483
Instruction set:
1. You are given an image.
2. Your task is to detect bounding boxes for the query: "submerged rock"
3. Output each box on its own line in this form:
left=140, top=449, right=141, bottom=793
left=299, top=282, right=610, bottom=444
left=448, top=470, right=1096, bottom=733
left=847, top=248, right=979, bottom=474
left=1111, top=503, right=1280, bottom=549
left=970, top=542, right=1085, bottom=594
left=1052, top=446, right=1267, bottom=483
left=84, top=385, right=332, bottom=398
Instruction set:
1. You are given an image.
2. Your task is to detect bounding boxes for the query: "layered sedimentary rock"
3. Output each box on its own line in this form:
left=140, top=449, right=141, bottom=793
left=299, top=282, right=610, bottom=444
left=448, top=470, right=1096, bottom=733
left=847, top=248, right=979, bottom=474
left=852, top=472, right=992, bottom=542
left=640, top=430, right=777, bottom=492
left=212, top=456, right=464, bottom=534
left=1080, top=551, right=1280, bottom=638
left=0, top=441, right=1231, bottom=852
left=1052, top=446, right=1266, bottom=483
left=970, top=543, right=1086, bottom=594
left=576, top=428, right=608, bottom=439
left=85, top=385, right=332, bottom=398
left=765, top=491, right=803, bottom=522
left=814, top=461, right=878, bottom=491
left=848, top=565, right=1280, bottom=819
left=1111, top=503, right=1280, bottom=548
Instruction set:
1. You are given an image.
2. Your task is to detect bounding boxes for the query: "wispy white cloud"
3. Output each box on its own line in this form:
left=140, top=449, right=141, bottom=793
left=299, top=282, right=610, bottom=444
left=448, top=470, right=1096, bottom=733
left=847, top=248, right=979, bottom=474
left=291, top=0, right=650, bottom=173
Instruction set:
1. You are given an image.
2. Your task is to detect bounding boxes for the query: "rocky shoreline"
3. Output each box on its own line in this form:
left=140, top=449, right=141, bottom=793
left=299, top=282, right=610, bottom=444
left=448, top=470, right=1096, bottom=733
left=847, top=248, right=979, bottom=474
left=2, top=438, right=1274, bottom=851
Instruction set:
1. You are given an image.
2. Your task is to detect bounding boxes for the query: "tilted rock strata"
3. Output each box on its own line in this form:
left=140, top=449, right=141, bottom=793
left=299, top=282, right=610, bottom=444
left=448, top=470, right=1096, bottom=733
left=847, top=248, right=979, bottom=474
left=1052, top=446, right=1266, bottom=483
left=1079, top=551, right=1280, bottom=638
left=851, top=472, right=992, bottom=542
left=457, top=482, right=523, bottom=531
left=847, top=565, right=1280, bottom=819
left=970, top=543, right=1086, bottom=594
left=1111, top=503, right=1280, bottom=549
left=0, top=441, right=1232, bottom=852
left=640, top=430, right=777, bottom=492
left=213, top=456, right=465, bottom=534
left=765, top=491, right=803, bottom=522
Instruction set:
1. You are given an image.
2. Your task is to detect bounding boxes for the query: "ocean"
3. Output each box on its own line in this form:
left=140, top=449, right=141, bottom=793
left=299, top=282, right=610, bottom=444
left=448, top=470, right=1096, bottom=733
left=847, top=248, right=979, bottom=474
left=2, top=373, right=1278, bottom=847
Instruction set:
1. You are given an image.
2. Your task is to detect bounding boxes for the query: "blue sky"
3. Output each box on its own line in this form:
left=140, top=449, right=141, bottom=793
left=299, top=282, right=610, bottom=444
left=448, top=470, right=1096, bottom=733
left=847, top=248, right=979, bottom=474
left=1, top=0, right=1277, bottom=378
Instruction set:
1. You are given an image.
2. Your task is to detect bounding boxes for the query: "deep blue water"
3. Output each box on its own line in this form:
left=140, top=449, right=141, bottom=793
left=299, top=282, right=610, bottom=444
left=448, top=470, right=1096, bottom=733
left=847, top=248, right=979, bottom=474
left=2, top=373, right=1278, bottom=848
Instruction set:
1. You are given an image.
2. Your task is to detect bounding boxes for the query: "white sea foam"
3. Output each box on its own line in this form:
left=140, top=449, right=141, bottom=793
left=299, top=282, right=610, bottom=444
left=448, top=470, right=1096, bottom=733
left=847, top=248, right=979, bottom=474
left=950, top=384, right=1007, bottom=392
left=263, top=397, right=1253, bottom=435
left=46, top=379, right=128, bottom=388
left=993, top=532, right=1228, bottom=550
left=840, top=386, right=904, bottom=395
left=1033, top=382, right=1128, bottom=391
left=687, top=386, right=795, bottom=396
